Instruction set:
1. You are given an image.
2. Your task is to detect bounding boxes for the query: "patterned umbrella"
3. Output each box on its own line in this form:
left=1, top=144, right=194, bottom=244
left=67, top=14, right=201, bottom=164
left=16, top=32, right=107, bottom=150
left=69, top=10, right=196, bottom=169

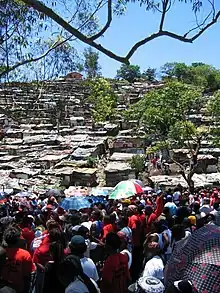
left=46, top=189, right=62, bottom=198
left=15, top=191, right=32, bottom=198
left=130, top=179, right=145, bottom=187
left=165, top=223, right=220, bottom=293
left=89, top=187, right=113, bottom=197
left=87, top=196, right=107, bottom=205
left=60, top=196, right=91, bottom=211
left=109, top=180, right=144, bottom=200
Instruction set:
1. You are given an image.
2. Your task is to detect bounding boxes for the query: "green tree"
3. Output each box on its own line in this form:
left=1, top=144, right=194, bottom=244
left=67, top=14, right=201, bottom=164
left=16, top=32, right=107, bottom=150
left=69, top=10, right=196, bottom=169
left=125, top=81, right=208, bottom=191
left=88, top=78, right=117, bottom=122
left=83, top=47, right=101, bottom=78
left=142, top=68, right=157, bottom=82
left=0, top=0, right=99, bottom=80
left=116, top=64, right=141, bottom=83
left=129, top=155, right=146, bottom=179
left=161, top=62, right=220, bottom=91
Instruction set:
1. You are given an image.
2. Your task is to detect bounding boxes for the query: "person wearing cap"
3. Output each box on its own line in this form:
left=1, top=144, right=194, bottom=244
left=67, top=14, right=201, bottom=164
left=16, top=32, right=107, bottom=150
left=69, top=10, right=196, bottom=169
left=69, top=235, right=99, bottom=282
left=164, top=195, right=177, bottom=217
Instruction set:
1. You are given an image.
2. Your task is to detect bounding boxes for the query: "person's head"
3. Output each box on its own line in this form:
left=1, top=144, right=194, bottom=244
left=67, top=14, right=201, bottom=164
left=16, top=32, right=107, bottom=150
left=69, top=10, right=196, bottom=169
left=117, top=231, right=128, bottom=251
left=119, top=215, right=129, bottom=228
left=166, top=195, right=173, bottom=203
left=127, top=205, right=138, bottom=216
left=57, top=255, right=83, bottom=287
left=153, top=219, right=168, bottom=234
left=78, top=225, right=90, bottom=239
left=193, top=202, right=200, bottom=213
left=50, top=241, right=64, bottom=263
left=0, top=247, right=6, bottom=275
left=80, top=213, right=89, bottom=223
left=69, top=235, right=87, bottom=257
left=163, top=207, right=170, bottom=217
left=144, top=233, right=161, bottom=260
left=105, top=232, right=121, bottom=253
left=110, top=213, right=116, bottom=224
left=49, top=228, right=65, bottom=246
left=213, top=201, right=220, bottom=211
left=171, top=224, right=185, bottom=242
left=165, top=280, right=194, bottom=293
left=103, top=215, right=111, bottom=225
left=3, top=225, right=21, bottom=247
left=203, top=198, right=210, bottom=205
left=182, top=218, right=191, bottom=229
left=46, top=219, right=60, bottom=231
left=145, top=205, right=153, bottom=216
left=91, top=209, right=102, bottom=221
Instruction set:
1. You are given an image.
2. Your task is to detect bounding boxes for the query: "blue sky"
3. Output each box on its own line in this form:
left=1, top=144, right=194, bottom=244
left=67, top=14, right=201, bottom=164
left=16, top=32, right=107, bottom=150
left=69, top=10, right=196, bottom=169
left=77, top=1, right=220, bottom=78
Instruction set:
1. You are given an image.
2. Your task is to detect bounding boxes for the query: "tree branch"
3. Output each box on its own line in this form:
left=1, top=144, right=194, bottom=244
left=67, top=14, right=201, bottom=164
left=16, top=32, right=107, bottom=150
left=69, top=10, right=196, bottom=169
left=20, top=0, right=128, bottom=63
left=90, top=0, right=112, bottom=40
left=0, top=37, right=72, bottom=78
left=159, top=0, right=170, bottom=31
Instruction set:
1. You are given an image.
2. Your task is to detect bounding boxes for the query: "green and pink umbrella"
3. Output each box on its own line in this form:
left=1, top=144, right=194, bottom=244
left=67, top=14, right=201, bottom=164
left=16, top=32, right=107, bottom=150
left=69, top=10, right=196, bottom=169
left=109, top=180, right=144, bottom=200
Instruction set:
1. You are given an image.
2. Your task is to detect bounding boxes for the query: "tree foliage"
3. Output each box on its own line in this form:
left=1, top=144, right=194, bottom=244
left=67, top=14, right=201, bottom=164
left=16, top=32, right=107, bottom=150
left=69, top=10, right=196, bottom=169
left=142, top=68, right=157, bottom=82
left=116, top=64, right=141, bottom=82
left=129, top=154, right=146, bottom=179
left=87, top=78, right=117, bottom=122
left=5, top=0, right=219, bottom=70
left=161, top=62, right=220, bottom=91
left=0, top=0, right=100, bottom=81
left=83, top=47, right=101, bottom=79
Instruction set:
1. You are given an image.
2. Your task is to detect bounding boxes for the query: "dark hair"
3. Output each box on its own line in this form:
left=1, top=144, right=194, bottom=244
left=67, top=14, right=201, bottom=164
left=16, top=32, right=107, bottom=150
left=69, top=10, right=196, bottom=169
left=213, top=201, right=219, bottom=210
left=3, top=226, right=20, bottom=245
left=50, top=241, right=64, bottom=264
left=171, top=224, right=185, bottom=242
left=106, top=232, right=121, bottom=250
left=119, top=215, right=129, bottom=228
left=58, top=255, right=97, bottom=293
left=163, top=207, right=170, bottom=215
left=165, top=280, right=194, bottom=293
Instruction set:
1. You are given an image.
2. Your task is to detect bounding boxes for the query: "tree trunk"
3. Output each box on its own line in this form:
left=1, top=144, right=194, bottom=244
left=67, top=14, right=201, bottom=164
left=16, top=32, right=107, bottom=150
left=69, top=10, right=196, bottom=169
left=187, top=176, right=195, bottom=193
left=135, top=171, right=139, bottom=179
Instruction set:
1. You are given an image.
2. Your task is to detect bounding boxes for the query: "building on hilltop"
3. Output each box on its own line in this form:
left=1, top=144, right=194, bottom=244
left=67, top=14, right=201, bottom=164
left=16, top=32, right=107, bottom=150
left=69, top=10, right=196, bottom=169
left=65, top=72, right=83, bottom=80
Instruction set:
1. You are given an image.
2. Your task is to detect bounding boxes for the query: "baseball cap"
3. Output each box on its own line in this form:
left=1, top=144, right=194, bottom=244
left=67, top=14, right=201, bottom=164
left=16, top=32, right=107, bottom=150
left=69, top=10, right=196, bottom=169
left=71, top=235, right=86, bottom=247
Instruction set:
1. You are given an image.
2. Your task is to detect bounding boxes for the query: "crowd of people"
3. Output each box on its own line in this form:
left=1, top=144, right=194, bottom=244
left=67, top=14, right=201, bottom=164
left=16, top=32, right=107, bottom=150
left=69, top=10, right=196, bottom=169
left=0, top=185, right=219, bottom=293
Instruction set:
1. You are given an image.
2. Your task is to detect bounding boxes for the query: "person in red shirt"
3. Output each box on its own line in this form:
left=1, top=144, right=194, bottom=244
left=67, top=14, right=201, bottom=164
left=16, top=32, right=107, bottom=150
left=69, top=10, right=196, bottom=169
left=2, top=225, right=35, bottom=293
left=101, top=232, right=130, bottom=293
left=145, top=193, right=164, bottom=235
left=33, top=227, right=65, bottom=266
left=128, top=205, right=141, bottom=282
left=102, top=214, right=117, bottom=241
left=20, top=216, right=35, bottom=252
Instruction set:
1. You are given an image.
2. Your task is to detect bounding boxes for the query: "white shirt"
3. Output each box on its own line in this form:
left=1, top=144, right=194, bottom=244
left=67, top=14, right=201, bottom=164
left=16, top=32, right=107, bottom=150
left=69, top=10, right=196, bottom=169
left=65, top=278, right=100, bottom=293
left=84, top=239, right=97, bottom=258
left=80, top=257, right=99, bottom=281
left=142, top=255, right=164, bottom=281
left=81, top=221, right=93, bottom=231
left=120, top=249, right=132, bottom=269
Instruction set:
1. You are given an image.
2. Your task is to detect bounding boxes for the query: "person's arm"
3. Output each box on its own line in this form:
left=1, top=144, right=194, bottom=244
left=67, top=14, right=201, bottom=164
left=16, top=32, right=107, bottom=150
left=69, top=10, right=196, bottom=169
left=23, top=253, right=36, bottom=293
left=154, top=195, right=164, bottom=218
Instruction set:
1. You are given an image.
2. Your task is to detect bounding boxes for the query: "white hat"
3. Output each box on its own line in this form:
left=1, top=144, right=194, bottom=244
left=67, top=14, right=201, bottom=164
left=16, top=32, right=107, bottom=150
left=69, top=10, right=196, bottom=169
left=138, top=277, right=165, bottom=293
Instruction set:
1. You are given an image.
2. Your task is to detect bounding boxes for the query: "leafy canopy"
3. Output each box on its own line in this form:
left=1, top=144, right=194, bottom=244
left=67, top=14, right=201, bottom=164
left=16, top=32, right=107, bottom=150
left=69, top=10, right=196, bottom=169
left=83, top=47, right=101, bottom=79
left=87, top=78, right=117, bottom=122
left=125, top=81, right=202, bottom=138
left=116, top=64, right=141, bottom=82
left=161, top=62, right=220, bottom=91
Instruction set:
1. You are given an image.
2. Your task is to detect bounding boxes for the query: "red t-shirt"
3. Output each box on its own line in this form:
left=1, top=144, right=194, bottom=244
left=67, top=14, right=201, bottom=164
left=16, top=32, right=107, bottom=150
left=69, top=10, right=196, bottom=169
left=102, top=224, right=115, bottom=241
left=146, top=213, right=157, bottom=234
left=101, top=253, right=130, bottom=293
left=2, top=247, right=35, bottom=293
left=128, top=215, right=141, bottom=247
left=32, top=235, right=52, bottom=266
left=21, top=228, right=35, bottom=251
